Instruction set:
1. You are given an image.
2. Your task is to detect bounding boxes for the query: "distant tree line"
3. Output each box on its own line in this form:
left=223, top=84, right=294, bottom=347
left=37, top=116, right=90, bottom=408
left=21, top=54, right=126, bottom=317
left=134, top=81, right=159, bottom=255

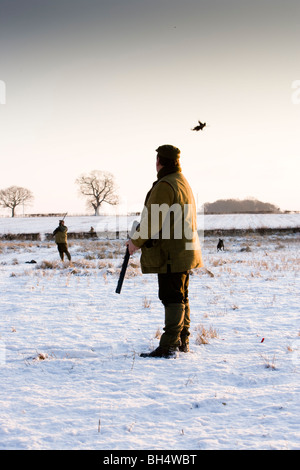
left=203, top=198, right=281, bottom=214
left=0, top=180, right=281, bottom=218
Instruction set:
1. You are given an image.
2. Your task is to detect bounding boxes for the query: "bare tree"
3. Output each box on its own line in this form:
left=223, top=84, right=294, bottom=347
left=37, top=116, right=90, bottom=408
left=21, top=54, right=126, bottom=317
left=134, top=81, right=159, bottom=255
left=0, top=186, right=34, bottom=217
left=75, top=170, right=119, bottom=216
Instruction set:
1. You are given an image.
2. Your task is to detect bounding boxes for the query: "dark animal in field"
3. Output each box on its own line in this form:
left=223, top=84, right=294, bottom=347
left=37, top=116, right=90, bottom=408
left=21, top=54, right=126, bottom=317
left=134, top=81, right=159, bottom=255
left=192, top=120, right=206, bottom=131
left=217, top=239, right=224, bottom=252
left=25, top=259, right=37, bottom=264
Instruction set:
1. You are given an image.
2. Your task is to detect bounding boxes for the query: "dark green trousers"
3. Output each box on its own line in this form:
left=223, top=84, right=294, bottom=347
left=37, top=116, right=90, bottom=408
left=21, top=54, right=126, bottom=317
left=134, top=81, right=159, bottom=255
left=56, top=243, right=71, bottom=261
left=157, top=271, right=190, bottom=349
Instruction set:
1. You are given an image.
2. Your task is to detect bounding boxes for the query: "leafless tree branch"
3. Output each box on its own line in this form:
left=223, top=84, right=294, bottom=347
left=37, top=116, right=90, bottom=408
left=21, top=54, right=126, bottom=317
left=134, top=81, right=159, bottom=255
left=75, top=170, right=119, bottom=215
left=0, top=186, right=34, bottom=217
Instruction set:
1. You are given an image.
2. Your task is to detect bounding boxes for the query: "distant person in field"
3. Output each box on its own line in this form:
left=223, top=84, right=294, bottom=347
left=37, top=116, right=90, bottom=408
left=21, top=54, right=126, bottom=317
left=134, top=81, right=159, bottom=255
left=126, top=144, right=203, bottom=358
left=53, top=220, right=71, bottom=262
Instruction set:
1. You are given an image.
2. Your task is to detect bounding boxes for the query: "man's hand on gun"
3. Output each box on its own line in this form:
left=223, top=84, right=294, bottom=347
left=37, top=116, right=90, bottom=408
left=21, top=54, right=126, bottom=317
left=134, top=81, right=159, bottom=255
left=126, top=239, right=140, bottom=256
left=116, top=221, right=140, bottom=294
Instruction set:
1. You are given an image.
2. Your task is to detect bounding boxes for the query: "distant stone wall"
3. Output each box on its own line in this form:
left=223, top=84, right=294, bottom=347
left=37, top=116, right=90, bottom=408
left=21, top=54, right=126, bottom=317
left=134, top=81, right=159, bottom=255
left=202, top=227, right=300, bottom=237
left=44, top=231, right=129, bottom=240
left=44, top=231, right=98, bottom=240
left=0, top=233, right=41, bottom=241
left=0, top=227, right=298, bottom=242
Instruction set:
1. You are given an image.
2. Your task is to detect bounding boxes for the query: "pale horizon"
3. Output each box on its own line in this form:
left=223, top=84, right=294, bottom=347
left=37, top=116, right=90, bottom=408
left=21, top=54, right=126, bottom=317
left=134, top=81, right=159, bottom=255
left=0, top=0, right=299, bottom=215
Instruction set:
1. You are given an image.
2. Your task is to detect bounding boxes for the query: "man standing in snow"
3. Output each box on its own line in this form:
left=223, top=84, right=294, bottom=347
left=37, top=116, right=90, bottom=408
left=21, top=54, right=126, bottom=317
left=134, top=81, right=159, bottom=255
left=53, top=219, right=71, bottom=262
left=126, top=145, right=203, bottom=358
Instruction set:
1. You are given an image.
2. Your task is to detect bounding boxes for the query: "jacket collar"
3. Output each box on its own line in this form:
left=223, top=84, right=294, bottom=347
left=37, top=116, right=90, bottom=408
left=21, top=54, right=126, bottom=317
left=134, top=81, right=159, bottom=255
left=157, top=164, right=182, bottom=181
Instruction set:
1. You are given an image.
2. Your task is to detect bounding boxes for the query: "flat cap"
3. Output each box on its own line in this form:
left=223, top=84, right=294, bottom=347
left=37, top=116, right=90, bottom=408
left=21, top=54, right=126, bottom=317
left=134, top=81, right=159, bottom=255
left=156, top=144, right=181, bottom=160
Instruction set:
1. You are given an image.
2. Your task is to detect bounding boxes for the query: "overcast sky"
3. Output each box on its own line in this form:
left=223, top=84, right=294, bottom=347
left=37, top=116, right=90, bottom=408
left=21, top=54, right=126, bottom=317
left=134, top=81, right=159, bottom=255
left=0, top=0, right=299, bottom=215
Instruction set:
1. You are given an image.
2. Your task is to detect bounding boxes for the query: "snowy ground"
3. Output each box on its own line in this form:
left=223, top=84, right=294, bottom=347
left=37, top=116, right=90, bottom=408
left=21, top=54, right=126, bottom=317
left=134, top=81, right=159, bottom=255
left=0, top=217, right=299, bottom=450
left=0, top=212, right=300, bottom=236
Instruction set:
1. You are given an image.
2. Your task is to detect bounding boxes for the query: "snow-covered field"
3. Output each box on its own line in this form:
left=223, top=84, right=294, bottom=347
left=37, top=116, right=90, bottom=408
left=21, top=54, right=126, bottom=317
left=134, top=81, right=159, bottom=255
left=0, top=212, right=300, bottom=235
left=0, top=215, right=299, bottom=450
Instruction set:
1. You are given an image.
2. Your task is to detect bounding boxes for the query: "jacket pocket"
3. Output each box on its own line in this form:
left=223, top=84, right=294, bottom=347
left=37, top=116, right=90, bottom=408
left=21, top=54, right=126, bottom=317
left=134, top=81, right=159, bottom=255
left=141, top=240, right=166, bottom=268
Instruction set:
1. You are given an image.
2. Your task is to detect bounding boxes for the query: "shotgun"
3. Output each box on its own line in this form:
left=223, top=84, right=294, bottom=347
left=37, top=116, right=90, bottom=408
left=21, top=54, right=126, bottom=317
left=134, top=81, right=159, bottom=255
left=115, top=220, right=139, bottom=294
left=115, top=246, right=130, bottom=294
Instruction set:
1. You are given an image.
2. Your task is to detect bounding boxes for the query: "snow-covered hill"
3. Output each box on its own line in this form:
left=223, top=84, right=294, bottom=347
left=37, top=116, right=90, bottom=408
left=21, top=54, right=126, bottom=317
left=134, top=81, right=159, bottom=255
left=0, top=213, right=299, bottom=235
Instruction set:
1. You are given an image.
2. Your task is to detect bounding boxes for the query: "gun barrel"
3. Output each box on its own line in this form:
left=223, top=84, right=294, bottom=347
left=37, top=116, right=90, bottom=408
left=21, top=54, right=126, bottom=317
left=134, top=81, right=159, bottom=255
left=115, top=246, right=130, bottom=294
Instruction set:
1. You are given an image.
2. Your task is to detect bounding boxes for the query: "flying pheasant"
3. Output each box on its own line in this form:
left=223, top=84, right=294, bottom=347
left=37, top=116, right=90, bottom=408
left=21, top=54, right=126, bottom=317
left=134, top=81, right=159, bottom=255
left=191, top=120, right=206, bottom=131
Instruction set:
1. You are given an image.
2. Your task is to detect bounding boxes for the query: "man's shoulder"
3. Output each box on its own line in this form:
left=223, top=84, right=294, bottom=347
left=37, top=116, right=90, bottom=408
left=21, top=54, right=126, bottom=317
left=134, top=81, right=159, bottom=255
left=159, top=171, right=188, bottom=188
left=160, top=171, right=185, bottom=182
left=147, top=180, right=174, bottom=206
left=154, top=180, right=174, bottom=194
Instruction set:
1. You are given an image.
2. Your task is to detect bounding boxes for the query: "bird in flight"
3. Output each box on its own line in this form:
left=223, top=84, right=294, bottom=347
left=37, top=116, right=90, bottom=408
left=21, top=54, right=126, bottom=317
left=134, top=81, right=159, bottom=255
left=191, top=120, right=206, bottom=131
